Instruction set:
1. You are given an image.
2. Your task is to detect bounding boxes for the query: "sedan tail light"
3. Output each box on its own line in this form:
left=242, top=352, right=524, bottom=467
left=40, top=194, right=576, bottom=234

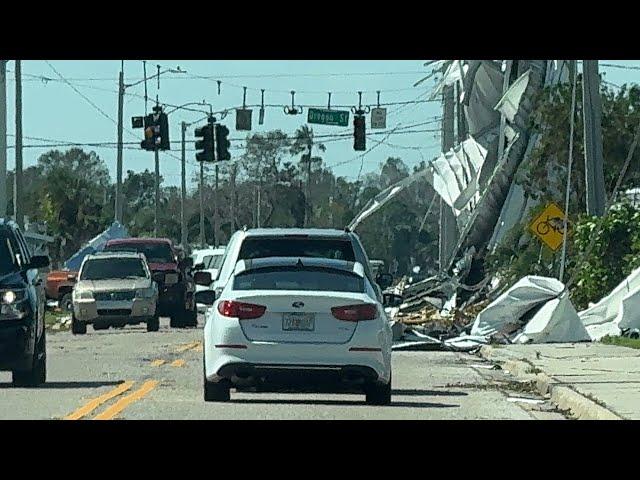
left=218, top=300, right=266, bottom=320
left=331, top=304, right=378, bottom=322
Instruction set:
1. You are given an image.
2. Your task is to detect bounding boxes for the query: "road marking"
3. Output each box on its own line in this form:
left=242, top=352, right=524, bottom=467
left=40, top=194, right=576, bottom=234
left=94, top=380, right=159, bottom=420
left=150, top=359, right=166, bottom=367
left=170, top=359, right=186, bottom=367
left=63, top=381, right=135, bottom=420
left=176, top=341, right=200, bottom=353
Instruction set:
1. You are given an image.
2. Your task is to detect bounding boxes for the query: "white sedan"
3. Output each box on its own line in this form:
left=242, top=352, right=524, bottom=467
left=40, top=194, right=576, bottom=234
left=194, top=256, right=392, bottom=405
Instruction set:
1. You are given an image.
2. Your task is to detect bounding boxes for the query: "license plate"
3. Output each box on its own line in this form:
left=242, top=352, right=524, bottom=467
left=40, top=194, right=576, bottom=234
left=282, top=313, right=315, bottom=331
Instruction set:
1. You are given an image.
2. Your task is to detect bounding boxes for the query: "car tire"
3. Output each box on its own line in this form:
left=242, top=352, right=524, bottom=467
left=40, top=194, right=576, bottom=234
left=12, top=331, right=46, bottom=387
left=186, top=308, right=198, bottom=327
left=169, top=315, right=183, bottom=328
left=364, top=377, right=392, bottom=406
left=147, top=315, right=160, bottom=332
left=60, top=293, right=73, bottom=312
left=203, top=357, right=230, bottom=402
left=204, top=379, right=230, bottom=402
left=71, top=315, right=87, bottom=335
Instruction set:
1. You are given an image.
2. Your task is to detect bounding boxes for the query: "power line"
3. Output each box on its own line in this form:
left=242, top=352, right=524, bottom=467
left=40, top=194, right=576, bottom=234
left=600, top=63, right=640, bottom=71
left=7, top=70, right=428, bottom=81
left=44, top=61, right=120, bottom=128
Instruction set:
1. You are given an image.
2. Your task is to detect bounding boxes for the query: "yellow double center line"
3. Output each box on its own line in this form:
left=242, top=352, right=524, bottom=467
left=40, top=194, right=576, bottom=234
left=64, top=381, right=135, bottom=420
left=94, top=381, right=159, bottom=420
left=63, top=341, right=202, bottom=420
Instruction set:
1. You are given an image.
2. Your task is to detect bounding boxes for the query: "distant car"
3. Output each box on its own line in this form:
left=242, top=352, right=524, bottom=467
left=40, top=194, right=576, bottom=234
left=210, top=228, right=394, bottom=303
left=103, top=238, right=197, bottom=328
left=71, top=252, right=160, bottom=334
left=195, top=256, right=393, bottom=405
left=0, top=219, right=50, bottom=386
left=45, top=269, right=77, bottom=312
left=192, top=247, right=226, bottom=312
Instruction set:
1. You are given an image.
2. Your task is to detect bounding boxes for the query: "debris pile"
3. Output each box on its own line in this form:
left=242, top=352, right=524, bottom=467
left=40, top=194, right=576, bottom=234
left=390, top=275, right=593, bottom=351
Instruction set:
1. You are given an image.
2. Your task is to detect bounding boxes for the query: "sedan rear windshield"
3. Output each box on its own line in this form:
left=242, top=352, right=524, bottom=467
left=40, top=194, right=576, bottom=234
left=238, top=238, right=355, bottom=262
left=233, top=267, right=364, bottom=293
left=81, top=258, right=148, bottom=281
left=105, top=243, right=174, bottom=264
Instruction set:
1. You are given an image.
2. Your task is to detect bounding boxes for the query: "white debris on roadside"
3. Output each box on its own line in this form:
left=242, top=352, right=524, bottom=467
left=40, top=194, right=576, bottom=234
left=441, top=276, right=590, bottom=351
left=579, top=265, right=640, bottom=340
left=507, top=397, right=545, bottom=405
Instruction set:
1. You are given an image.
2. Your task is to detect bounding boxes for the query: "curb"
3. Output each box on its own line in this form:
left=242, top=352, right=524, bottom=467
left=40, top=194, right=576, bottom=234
left=478, top=346, right=622, bottom=420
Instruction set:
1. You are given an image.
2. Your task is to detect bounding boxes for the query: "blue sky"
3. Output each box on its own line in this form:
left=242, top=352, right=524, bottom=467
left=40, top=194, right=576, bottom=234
left=3, top=60, right=639, bottom=190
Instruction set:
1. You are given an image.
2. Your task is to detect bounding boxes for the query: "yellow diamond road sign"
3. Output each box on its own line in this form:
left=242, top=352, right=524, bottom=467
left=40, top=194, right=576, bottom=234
left=529, top=202, right=567, bottom=251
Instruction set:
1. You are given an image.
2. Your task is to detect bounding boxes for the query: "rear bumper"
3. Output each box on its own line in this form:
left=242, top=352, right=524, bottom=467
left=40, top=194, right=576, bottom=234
left=213, top=362, right=381, bottom=389
left=0, top=317, right=36, bottom=371
left=205, top=343, right=391, bottom=386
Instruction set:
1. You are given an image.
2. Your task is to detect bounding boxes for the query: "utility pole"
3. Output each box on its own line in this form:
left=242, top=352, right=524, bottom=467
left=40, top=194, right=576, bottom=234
left=214, top=164, right=219, bottom=247
left=438, top=84, right=457, bottom=273
left=115, top=62, right=124, bottom=224
left=0, top=60, right=7, bottom=219
left=582, top=60, right=606, bottom=216
left=257, top=186, right=261, bottom=228
left=229, top=163, right=237, bottom=234
left=181, top=121, right=187, bottom=249
left=559, top=60, right=578, bottom=282
left=154, top=149, right=160, bottom=237
left=200, top=162, right=205, bottom=247
left=14, top=60, right=23, bottom=229
left=306, top=145, right=312, bottom=227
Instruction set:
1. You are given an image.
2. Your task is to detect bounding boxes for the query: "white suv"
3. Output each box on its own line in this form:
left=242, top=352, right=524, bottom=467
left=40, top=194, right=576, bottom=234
left=195, top=256, right=393, bottom=405
left=209, top=228, right=393, bottom=302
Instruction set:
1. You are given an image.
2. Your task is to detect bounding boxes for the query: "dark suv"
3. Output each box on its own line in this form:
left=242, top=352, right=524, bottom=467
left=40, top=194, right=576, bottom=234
left=0, top=220, right=50, bottom=386
left=103, top=238, right=197, bottom=328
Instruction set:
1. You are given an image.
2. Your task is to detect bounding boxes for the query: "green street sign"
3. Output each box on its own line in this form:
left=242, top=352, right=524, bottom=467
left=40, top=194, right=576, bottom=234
left=308, top=108, right=349, bottom=127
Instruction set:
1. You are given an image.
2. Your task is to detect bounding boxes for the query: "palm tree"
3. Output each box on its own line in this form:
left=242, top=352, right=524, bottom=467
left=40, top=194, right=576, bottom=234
left=290, top=125, right=326, bottom=227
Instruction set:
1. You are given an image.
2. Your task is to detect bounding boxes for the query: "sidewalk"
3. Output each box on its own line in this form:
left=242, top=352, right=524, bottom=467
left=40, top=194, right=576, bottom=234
left=479, top=343, right=640, bottom=420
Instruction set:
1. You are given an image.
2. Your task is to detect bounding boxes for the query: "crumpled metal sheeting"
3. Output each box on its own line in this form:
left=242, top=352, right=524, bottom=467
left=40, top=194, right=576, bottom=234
left=430, top=138, right=488, bottom=215
left=579, top=265, right=640, bottom=340
left=454, top=62, right=549, bottom=264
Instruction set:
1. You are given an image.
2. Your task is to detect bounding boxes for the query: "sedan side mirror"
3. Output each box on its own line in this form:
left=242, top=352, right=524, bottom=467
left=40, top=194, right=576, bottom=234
left=376, top=273, right=393, bottom=290
left=152, top=272, right=165, bottom=283
left=194, top=271, right=212, bottom=286
left=29, top=255, right=50, bottom=269
left=193, top=262, right=205, bottom=271
left=195, top=290, right=216, bottom=306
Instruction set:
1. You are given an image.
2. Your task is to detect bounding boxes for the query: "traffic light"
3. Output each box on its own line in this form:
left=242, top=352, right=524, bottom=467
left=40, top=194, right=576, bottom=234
left=215, top=124, right=231, bottom=161
left=140, top=113, right=156, bottom=151
left=140, top=107, right=170, bottom=151
left=157, top=111, right=170, bottom=150
left=194, top=124, right=214, bottom=162
left=354, top=114, right=366, bottom=151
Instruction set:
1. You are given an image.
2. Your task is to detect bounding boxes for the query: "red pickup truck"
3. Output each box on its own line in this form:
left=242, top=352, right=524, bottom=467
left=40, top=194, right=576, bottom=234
left=103, top=238, right=197, bottom=328
left=45, top=269, right=77, bottom=311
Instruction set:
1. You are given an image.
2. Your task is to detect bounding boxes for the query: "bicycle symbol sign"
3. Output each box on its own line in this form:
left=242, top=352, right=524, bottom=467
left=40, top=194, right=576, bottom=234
left=529, top=202, right=567, bottom=251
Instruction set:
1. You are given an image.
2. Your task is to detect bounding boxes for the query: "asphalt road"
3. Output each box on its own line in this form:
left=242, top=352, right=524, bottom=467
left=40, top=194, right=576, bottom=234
left=0, top=316, right=565, bottom=420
